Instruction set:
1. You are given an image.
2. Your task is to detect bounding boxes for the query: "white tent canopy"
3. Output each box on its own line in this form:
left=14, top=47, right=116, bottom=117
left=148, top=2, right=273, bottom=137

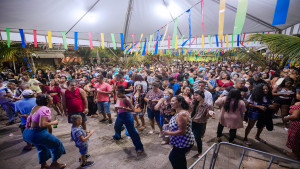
left=0, top=0, right=300, bottom=48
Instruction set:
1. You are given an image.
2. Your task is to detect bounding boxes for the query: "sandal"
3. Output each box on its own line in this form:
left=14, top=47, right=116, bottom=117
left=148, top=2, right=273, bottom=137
left=136, top=149, right=144, bottom=154
left=255, top=137, right=267, bottom=144
left=135, top=123, right=140, bottom=128
left=161, top=141, right=168, bottom=145
left=243, top=140, right=251, bottom=145
left=49, top=163, right=66, bottom=169
left=139, top=126, right=146, bottom=130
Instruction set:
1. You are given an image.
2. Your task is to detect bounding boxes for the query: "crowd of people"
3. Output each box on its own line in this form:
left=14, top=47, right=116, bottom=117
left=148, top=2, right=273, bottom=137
left=0, top=60, right=300, bottom=169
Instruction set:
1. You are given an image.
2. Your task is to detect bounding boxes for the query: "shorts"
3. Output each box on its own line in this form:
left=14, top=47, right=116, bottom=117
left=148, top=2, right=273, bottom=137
left=68, top=111, right=87, bottom=124
left=248, top=111, right=260, bottom=121
left=19, top=124, right=26, bottom=133
left=132, top=112, right=144, bottom=116
left=273, top=97, right=292, bottom=105
left=97, top=101, right=110, bottom=114
left=77, top=144, right=88, bottom=155
left=147, top=107, right=160, bottom=123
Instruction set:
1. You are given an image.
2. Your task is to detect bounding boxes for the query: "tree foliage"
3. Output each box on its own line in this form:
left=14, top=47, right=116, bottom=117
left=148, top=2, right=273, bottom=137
left=250, top=34, right=300, bottom=63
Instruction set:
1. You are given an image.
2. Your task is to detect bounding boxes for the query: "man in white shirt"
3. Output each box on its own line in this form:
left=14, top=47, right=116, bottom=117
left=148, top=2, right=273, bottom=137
left=197, top=80, right=213, bottom=107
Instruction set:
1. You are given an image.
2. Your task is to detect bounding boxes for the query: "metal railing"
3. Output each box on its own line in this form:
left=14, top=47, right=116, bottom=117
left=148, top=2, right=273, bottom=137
left=189, top=142, right=300, bottom=169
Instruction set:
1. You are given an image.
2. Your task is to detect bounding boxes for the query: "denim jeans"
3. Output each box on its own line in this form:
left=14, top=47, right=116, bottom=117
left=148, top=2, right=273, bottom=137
left=23, top=127, right=66, bottom=164
left=192, top=122, right=204, bottom=154
left=97, top=101, right=110, bottom=114
left=1, top=102, right=15, bottom=122
left=169, top=145, right=193, bottom=169
left=113, top=112, right=143, bottom=151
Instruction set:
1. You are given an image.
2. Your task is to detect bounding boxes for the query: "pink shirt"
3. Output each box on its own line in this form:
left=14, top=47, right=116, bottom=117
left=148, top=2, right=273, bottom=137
left=26, top=106, right=51, bottom=127
left=95, top=82, right=112, bottom=102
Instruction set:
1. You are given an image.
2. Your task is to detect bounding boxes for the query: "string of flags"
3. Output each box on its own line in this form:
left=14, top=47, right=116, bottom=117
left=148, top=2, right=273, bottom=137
left=3, top=0, right=290, bottom=56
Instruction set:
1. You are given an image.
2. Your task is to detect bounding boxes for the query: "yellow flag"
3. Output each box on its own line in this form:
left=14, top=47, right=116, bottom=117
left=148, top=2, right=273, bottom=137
left=135, top=34, right=143, bottom=55
left=202, top=34, right=204, bottom=48
left=247, top=33, right=252, bottom=45
left=48, top=31, right=52, bottom=48
left=160, top=24, right=169, bottom=48
left=218, top=0, right=226, bottom=39
left=101, top=33, right=105, bottom=49
left=175, top=35, right=178, bottom=49
left=226, top=34, right=228, bottom=47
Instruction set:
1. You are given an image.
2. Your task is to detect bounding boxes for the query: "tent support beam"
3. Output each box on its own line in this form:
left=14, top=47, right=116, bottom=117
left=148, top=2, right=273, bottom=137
left=66, top=0, right=101, bottom=35
left=210, top=0, right=281, bottom=32
left=123, top=0, right=134, bottom=44
left=162, top=0, right=183, bottom=37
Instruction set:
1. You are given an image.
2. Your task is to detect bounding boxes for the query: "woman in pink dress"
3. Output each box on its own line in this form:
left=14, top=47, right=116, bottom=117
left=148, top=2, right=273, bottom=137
left=283, top=90, right=300, bottom=160
left=44, top=80, right=64, bottom=116
left=215, top=89, right=246, bottom=142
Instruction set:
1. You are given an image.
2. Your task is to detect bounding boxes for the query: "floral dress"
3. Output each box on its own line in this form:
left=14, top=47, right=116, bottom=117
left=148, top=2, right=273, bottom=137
left=286, top=103, right=300, bottom=151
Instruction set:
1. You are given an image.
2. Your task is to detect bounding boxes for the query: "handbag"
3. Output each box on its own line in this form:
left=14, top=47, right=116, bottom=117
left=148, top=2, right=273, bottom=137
left=134, top=106, right=142, bottom=113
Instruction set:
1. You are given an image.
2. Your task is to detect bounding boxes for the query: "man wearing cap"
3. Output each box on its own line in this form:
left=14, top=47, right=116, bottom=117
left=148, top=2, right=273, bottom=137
left=15, top=89, right=36, bottom=150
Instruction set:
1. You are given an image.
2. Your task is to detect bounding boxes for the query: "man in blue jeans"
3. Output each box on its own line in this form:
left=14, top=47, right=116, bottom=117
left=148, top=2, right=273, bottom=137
left=94, top=75, right=113, bottom=125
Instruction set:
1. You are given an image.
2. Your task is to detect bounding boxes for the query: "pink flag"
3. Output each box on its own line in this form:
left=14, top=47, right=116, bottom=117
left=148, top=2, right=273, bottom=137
left=168, top=35, right=170, bottom=48
left=189, top=35, right=197, bottom=46
left=132, top=34, right=135, bottom=46
left=201, top=0, right=205, bottom=36
left=241, top=33, right=246, bottom=45
left=88, top=33, right=93, bottom=49
left=33, top=30, right=37, bottom=47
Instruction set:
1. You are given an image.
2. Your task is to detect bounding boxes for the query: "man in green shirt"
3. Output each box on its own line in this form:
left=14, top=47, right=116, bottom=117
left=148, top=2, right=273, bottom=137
left=184, top=73, right=194, bottom=87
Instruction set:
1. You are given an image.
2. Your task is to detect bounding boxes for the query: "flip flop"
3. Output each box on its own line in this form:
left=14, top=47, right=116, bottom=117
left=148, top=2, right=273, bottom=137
left=243, top=140, right=251, bottom=145
left=255, top=137, right=267, bottom=143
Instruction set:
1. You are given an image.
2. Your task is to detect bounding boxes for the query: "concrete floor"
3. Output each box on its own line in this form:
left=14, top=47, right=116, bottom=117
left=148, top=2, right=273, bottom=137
left=0, top=105, right=299, bottom=169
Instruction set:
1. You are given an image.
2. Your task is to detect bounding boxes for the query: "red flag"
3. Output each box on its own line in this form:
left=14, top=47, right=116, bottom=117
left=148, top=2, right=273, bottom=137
left=33, top=30, right=37, bottom=47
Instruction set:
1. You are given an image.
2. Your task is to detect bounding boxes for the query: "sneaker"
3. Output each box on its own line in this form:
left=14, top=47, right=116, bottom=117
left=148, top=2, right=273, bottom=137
left=108, top=120, right=113, bottom=125
left=149, top=130, right=154, bottom=134
left=284, top=127, right=289, bottom=131
left=158, top=132, right=164, bottom=138
left=5, top=121, right=15, bottom=126
left=99, top=119, right=107, bottom=122
left=112, top=135, right=121, bottom=140
left=79, top=154, right=91, bottom=162
left=81, top=161, right=94, bottom=168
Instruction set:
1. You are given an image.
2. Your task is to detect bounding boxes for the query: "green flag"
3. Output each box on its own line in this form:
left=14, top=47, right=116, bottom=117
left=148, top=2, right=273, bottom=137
left=6, top=28, right=10, bottom=48
left=111, top=33, right=116, bottom=50
left=208, top=35, right=212, bottom=47
left=62, top=31, right=68, bottom=49
left=233, top=0, right=249, bottom=35
left=172, top=18, right=178, bottom=48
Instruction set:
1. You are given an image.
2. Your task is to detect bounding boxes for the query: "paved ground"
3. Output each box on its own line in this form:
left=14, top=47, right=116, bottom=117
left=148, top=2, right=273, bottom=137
left=0, top=105, right=299, bottom=169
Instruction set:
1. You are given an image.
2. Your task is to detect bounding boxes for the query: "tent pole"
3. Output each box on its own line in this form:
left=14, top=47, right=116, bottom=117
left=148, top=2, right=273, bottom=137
left=13, top=59, right=16, bottom=73
left=162, top=0, right=183, bottom=37
left=66, top=0, right=101, bottom=35
left=123, top=0, right=134, bottom=44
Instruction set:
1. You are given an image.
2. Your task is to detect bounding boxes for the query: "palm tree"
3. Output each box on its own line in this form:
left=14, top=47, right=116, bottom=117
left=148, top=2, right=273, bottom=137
left=0, top=42, right=35, bottom=72
left=0, top=42, right=18, bottom=62
left=250, top=34, right=300, bottom=65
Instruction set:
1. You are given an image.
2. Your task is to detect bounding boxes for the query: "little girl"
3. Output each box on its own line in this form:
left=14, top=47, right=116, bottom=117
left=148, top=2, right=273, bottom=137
left=132, top=84, right=146, bottom=130
left=113, top=85, right=144, bottom=154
